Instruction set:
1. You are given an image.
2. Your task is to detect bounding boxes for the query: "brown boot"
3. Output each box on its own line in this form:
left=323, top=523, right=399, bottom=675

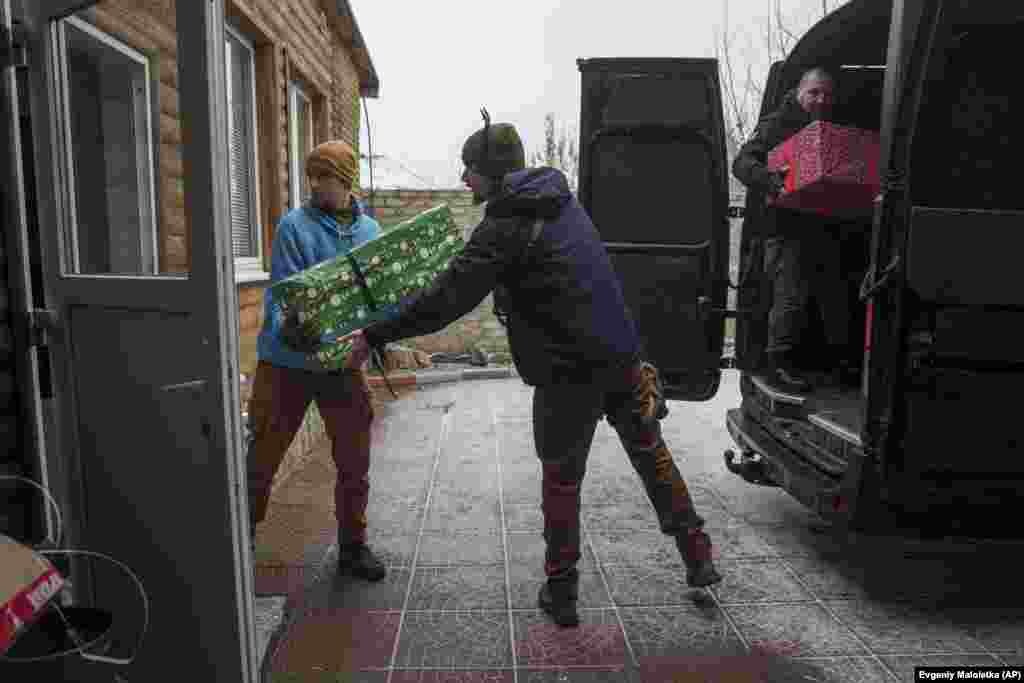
left=676, top=529, right=722, bottom=588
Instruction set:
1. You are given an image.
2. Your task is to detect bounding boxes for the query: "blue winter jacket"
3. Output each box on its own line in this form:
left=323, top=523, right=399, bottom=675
left=257, top=200, right=380, bottom=372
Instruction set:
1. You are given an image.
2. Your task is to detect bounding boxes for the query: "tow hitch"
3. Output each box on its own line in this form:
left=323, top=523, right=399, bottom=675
left=724, top=449, right=779, bottom=487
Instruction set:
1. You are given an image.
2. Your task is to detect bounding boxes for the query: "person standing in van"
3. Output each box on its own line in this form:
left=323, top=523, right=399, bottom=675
left=732, top=67, right=854, bottom=393
left=307, top=111, right=723, bottom=628
left=247, top=140, right=388, bottom=582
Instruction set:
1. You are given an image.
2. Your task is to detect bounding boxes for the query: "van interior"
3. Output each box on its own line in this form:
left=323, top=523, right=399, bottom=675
left=739, top=1, right=1024, bottom=494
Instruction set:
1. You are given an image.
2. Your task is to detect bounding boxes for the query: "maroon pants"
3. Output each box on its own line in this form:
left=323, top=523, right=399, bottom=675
left=246, top=361, right=374, bottom=545
left=534, top=362, right=705, bottom=579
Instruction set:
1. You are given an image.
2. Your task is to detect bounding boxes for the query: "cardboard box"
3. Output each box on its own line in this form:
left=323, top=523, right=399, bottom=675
left=767, top=120, right=881, bottom=217
left=0, top=534, right=65, bottom=655
left=270, top=204, right=465, bottom=370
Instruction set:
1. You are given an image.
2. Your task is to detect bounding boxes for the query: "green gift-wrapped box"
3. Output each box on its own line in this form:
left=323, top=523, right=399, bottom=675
left=270, top=204, right=465, bottom=370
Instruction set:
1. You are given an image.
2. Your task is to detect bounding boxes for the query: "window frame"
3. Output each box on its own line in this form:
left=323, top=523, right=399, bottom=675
left=224, top=23, right=265, bottom=277
left=53, top=15, right=159, bottom=276
left=288, top=80, right=314, bottom=211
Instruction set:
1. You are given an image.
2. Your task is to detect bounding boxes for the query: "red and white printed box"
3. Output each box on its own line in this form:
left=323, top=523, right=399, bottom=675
left=767, top=120, right=881, bottom=217
left=1, top=534, right=65, bottom=655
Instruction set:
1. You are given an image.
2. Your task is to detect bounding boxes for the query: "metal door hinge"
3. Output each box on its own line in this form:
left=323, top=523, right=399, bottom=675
left=15, top=309, right=59, bottom=348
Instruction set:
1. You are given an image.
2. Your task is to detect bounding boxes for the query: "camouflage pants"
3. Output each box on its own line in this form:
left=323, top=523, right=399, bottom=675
left=533, top=362, right=705, bottom=580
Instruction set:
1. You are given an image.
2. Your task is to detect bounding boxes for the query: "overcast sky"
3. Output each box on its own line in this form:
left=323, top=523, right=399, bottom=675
left=350, top=0, right=841, bottom=188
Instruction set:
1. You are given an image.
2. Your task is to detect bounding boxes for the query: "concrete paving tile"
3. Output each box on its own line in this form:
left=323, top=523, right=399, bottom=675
left=619, top=604, right=746, bottom=663
left=415, top=532, right=504, bottom=566
left=880, top=654, right=1002, bottom=682
left=781, top=556, right=872, bottom=601
left=501, top=468, right=543, bottom=506
left=507, top=565, right=612, bottom=609
left=698, top=520, right=778, bottom=560
left=602, top=563, right=707, bottom=607
left=751, top=523, right=847, bottom=559
left=824, top=600, right=988, bottom=656
left=785, top=555, right=985, bottom=606
left=391, top=671, right=514, bottom=683
left=407, top=566, right=508, bottom=610
left=947, top=608, right=1024, bottom=654
left=302, top=559, right=412, bottom=611
left=513, top=610, right=629, bottom=667
left=588, top=530, right=683, bottom=568
left=503, top=503, right=545, bottom=532
left=271, top=609, right=400, bottom=673
left=726, top=604, right=868, bottom=657
left=498, top=441, right=538, bottom=467
left=771, top=657, right=895, bottom=682
left=581, top=502, right=661, bottom=534
left=365, top=501, right=424, bottom=535
left=581, top=472, right=649, bottom=506
left=518, top=669, right=632, bottom=683
left=723, top=491, right=826, bottom=528
left=507, top=531, right=596, bottom=570
left=372, top=458, right=435, bottom=479
left=439, top=440, right=496, bottom=468
left=422, top=498, right=502, bottom=533
left=270, top=671, right=388, bottom=682
left=394, top=612, right=512, bottom=669
left=435, top=459, right=499, bottom=481
left=433, top=476, right=500, bottom=500
left=709, top=559, right=815, bottom=605
left=634, top=654, right=894, bottom=683
left=370, top=472, right=432, bottom=506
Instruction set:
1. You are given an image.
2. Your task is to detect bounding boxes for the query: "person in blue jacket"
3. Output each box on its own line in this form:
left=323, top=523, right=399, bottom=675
left=309, top=112, right=722, bottom=626
left=247, top=140, right=387, bottom=581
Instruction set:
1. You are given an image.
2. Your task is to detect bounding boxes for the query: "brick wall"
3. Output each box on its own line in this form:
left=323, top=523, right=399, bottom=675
left=366, top=189, right=512, bottom=360
left=360, top=187, right=748, bottom=361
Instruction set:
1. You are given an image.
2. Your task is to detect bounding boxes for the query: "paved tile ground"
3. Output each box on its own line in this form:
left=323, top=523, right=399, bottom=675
left=254, top=372, right=1024, bottom=683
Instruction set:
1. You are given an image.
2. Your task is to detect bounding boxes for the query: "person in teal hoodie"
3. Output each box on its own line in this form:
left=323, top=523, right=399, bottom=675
left=247, top=139, right=387, bottom=581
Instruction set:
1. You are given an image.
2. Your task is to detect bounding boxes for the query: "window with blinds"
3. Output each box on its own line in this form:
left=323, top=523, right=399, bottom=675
left=224, top=27, right=262, bottom=271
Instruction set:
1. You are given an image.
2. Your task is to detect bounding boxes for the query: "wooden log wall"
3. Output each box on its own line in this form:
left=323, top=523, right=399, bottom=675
left=74, top=0, right=368, bottom=376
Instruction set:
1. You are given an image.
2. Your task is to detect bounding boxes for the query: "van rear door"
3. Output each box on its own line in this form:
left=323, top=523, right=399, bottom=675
left=577, top=58, right=731, bottom=401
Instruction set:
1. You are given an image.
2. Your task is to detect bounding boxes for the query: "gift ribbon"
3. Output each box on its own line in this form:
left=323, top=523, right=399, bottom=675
left=345, top=253, right=398, bottom=399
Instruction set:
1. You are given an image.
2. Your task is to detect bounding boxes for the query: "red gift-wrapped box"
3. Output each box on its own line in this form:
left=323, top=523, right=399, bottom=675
left=767, top=120, right=881, bottom=217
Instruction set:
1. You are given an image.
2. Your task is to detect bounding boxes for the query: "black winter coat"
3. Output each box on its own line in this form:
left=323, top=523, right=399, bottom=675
left=732, top=89, right=829, bottom=238
left=362, top=167, right=642, bottom=386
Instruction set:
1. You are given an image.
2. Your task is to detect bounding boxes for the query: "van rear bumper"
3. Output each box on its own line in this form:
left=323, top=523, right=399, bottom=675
left=726, top=408, right=862, bottom=524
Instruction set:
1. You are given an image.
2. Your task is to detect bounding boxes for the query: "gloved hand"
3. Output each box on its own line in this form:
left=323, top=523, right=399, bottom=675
left=280, top=309, right=321, bottom=354
left=761, top=165, right=788, bottom=198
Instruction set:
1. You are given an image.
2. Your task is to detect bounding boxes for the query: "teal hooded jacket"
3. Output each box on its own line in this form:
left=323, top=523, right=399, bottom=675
left=257, top=200, right=380, bottom=372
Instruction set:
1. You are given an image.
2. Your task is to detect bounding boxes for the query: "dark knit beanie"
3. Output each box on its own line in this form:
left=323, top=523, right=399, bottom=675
left=461, top=111, right=525, bottom=179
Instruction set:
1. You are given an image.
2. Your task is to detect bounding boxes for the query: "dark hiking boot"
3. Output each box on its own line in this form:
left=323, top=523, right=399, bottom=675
left=538, top=579, right=579, bottom=627
left=676, top=530, right=722, bottom=588
left=338, top=543, right=387, bottom=582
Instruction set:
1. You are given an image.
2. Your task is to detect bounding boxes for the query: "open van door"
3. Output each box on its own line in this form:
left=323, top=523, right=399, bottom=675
left=577, top=58, right=731, bottom=401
